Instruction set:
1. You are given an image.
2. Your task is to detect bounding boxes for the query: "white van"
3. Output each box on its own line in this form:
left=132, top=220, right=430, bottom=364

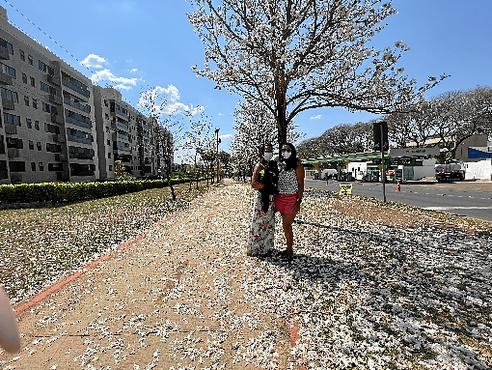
left=321, top=169, right=338, bottom=180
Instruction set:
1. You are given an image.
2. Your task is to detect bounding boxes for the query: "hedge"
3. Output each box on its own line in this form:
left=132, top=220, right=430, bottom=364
left=0, top=178, right=192, bottom=205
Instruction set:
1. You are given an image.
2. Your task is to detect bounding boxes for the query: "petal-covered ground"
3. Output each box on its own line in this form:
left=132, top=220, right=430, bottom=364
left=0, top=185, right=203, bottom=304
left=0, top=182, right=491, bottom=369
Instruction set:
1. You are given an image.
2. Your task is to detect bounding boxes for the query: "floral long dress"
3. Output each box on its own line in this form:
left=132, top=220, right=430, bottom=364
left=246, top=191, right=275, bottom=256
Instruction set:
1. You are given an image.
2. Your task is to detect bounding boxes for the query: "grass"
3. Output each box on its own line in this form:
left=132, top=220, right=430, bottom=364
left=0, top=182, right=210, bottom=303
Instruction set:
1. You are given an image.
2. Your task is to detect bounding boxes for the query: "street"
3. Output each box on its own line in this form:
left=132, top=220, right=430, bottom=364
left=305, top=179, right=492, bottom=222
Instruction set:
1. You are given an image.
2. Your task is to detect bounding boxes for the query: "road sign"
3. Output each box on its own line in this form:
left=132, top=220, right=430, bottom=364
left=338, top=183, right=353, bottom=196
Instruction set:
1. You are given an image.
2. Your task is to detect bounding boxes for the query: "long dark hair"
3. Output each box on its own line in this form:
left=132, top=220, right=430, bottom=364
left=281, top=142, right=298, bottom=171
left=258, top=143, right=273, bottom=161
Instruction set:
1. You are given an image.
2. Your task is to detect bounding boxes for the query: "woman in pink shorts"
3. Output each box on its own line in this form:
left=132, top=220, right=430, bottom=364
left=274, top=143, right=305, bottom=261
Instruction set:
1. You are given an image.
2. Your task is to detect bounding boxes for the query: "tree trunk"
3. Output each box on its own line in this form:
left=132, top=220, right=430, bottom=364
left=166, top=159, right=176, bottom=202
left=275, top=72, right=288, bottom=150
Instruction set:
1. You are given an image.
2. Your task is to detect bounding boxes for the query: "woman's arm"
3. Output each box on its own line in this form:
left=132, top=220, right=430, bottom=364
left=296, top=161, right=305, bottom=202
left=251, top=163, right=265, bottom=190
left=0, top=287, right=20, bottom=353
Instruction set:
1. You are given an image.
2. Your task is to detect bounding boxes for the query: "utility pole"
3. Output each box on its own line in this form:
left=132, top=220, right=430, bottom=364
left=373, top=121, right=389, bottom=203
left=215, top=128, right=220, bottom=183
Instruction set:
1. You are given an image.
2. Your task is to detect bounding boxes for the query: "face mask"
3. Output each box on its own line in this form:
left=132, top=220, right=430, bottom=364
left=282, top=151, right=291, bottom=160
left=263, top=152, right=273, bottom=161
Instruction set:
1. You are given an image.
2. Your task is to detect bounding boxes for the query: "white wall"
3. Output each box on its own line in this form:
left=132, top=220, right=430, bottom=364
left=464, top=159, right=492, bottom=180
left=348, top=162, right=369, bottom=180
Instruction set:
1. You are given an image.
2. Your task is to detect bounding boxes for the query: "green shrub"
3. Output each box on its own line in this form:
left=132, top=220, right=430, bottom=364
left=0, top=178, right=197, bottom=205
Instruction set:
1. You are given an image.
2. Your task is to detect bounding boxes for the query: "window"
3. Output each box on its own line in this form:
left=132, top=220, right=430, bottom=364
left=48, top=163, right=63, bottom=172
left=108, top=152, right=111, bottom=159
left=32, top=98, right=38, bottom=109
left=30, top=76, right=35, bottom=87
left=26, top=118, right=32, bottom=129
left=28, top=55, right=33, bottom=65
left=0, top=39, right=13, bottom=54
left=6, top=137, right=23, bottom=149
left=40, top=81, right=49, bottom=93
left=38, top=60, right=47, bottom=73
left=9, top=161, right=25, bottom=173
left=22, top=73, right=27, bottom=84
left=0, top=87, right=18, bottom=102
left=38, top=162, right=44, bottom=171
left=0, top=63, right=16, bottom=78
left=104, top=99, right=108, bottom=107
left=28, top=140, right=34, bottom=150
left=109, top=165, right=113, bottom=171
left=24, top=96, right=29, bottom=106
left=20, top=49, right=25, bottom=61
left=46, top=143, right=62, bottom=153
left=107, top=139, right=110, bottom=146
left=42, top=102, right=51, bottom=113
left=0, top=136, right=4, bottom=154
left=31, top=162, right=36, bottom=171
left=3, top=112, right=21, bottom=126
left=36, top=142, right=41, bottom=151
left=34, top=121, right=40, bottom=130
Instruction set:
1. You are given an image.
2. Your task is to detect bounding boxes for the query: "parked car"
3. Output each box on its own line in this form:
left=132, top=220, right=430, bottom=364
left=321, top=169, right=338, bottom=180
left=435, top=163, right=465, bottom=182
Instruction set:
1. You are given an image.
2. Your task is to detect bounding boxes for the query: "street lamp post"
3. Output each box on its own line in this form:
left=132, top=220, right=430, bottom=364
left=215, top=128, right=220, bottom=183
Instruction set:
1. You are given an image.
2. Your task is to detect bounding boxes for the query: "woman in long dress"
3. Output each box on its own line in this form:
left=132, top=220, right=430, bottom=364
left=247, top=144, right=278, bottom=257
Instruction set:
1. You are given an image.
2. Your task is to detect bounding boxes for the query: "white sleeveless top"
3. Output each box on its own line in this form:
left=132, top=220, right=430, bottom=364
left=278, top=168, right=298, bottom=194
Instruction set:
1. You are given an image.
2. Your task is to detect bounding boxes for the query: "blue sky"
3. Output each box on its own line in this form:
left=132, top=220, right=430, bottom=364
left=4, top=0, right=492, bottom=151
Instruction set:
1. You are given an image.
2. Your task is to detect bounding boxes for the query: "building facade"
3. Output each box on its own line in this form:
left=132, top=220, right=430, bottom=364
left=0, top=7, right=171, bottom=184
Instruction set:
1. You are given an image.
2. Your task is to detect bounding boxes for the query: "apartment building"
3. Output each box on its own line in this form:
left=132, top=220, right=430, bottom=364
left=0, top=7, right=172, bottom=184
left=93, top=87, right=173, bottom=181
left=0, top=7, right=98, bottom=184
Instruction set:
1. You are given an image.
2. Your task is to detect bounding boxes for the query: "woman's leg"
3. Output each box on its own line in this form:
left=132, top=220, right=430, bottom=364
left=281, top=212, right=296, bottom=256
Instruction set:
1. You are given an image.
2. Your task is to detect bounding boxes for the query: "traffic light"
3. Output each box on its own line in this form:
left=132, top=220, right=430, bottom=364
left=373, top=121, right=389, bottom=151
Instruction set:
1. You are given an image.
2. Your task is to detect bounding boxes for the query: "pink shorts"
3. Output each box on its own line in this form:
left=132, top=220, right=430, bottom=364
left=275, top=193, right=298, bottom=214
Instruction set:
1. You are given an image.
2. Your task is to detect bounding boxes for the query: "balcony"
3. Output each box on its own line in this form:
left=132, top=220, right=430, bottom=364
left=64, top=98, right=91, bottom=114
left=4, top=124, right=17, bottom=135
left=66, top=115, right=92, bottom=130
left=110, top=107, right=128, bottom=121
left=47, top=73, right=60, bottom=86
left=7, top=148, right=20, bottom=158
left=2, top=99, right=15, bottom=110
left=52, top=133, right=66, bottom=143
left=62, top=78, right=90, bottom=98
left=0, top=46, right=9, bottom=60
left=54, top=153, right=67, bottom=161
left=50, top=112, right=64, bottom=125
left=0, top=72, right=12, bottom=85
left=49, top=94, right=62, bottom=105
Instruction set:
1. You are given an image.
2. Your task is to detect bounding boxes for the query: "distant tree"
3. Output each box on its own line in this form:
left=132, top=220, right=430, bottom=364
left=183, top=113, right=215, bottom=189
left=189, top=0, right=446, bottom=149
left=231, top=98, right=301, bottom=178
left=114, top=159, right=133, bottom=181
left=139, top=87, right=184, bottom=201
left=298, top=121, right=373, bottom=158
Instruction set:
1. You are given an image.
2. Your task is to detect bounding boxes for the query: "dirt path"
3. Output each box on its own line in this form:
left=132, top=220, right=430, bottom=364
left=1, top=184, right=292, bottom=369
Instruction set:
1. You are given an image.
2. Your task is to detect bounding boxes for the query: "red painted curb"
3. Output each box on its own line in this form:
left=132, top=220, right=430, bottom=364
left=13, top=229, right=149, bottom=318
left=289, top=319, right=308, bottom=370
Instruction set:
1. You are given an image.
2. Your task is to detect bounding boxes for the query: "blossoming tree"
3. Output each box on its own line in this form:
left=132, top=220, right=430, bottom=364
left=188, top=0, right=446, bottom=149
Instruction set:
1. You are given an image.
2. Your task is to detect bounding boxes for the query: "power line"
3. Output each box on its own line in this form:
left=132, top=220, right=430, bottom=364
left=1, top=0, right=100, bottom=77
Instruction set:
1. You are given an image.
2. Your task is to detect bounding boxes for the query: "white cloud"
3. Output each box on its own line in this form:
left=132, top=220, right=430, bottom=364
left=217, top=112, right=224, bottom=116
left=81, top=54, right=108, bottom=69
left=310, top=114, right=322, bottom=120
left=138, top=85, right=204, bottom=116
left=130, top=68, right=138, bottom=73
left=219, top=134, right=233, bottom=141
left=90, top=69, right=139, bottom=90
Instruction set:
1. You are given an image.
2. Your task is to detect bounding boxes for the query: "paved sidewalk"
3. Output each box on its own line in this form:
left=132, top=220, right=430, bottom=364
left=2, top=184, right=292, bottom=369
